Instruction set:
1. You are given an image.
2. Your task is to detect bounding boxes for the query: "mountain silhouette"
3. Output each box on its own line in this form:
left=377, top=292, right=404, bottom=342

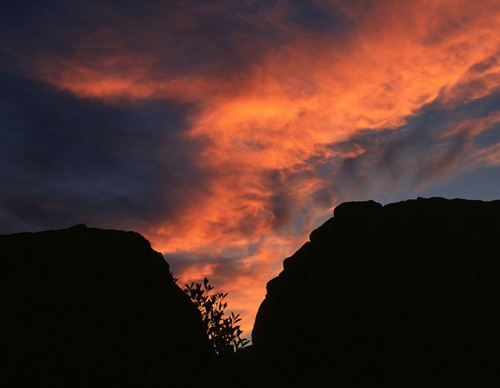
left=1, top=197, right=499, bottom=387
left=250, top=197, right=500, bottom=386
left=1, top=225, right=214, bottom=386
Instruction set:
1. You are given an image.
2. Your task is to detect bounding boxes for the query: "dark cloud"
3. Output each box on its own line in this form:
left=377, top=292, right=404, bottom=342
left=328, top=89, right=500, bottom=204
left=165, top=248, right=252, bottom=288
left=0, top=72, right=208, bottom=233
left=0, top=1, right=105, bottom=74
left=0, top=1, right=289, bottom=86
left=285, top=0, right=356, bottom=35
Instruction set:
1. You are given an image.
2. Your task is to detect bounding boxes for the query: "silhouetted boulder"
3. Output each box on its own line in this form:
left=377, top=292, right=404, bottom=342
left=0, top=225, right=214, bottom=386
left=251, top=197, right=500, bottom=387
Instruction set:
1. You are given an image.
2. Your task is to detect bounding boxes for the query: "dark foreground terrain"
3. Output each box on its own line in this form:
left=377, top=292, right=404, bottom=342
left=1, top=225, right=214, bottom=386
left=1, top=197, right=499, bottom=387
left=251, top=197, right=500, bottom=387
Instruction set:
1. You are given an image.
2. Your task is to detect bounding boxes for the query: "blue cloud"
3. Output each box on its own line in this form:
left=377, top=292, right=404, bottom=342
left=0, top=72, right=207, bottom=233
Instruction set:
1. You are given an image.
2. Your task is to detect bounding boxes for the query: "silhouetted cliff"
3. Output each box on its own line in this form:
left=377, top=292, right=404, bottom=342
left=0, top=225, right=214, bottom=386
left=251, top=197, right=500, bottom=387
left=3, top=199, right=500, bottom=387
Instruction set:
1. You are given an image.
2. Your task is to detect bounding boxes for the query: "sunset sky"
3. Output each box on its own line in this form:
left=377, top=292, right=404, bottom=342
left=1, top=0, right=499, bottom=338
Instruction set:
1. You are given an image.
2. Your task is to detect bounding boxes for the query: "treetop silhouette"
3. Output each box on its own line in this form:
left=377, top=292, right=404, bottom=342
left=184, top=277, right=250, bottom=356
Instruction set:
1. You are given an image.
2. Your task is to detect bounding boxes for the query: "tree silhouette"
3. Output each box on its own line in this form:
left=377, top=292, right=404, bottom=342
left=184, top=277, right=249, bottom=355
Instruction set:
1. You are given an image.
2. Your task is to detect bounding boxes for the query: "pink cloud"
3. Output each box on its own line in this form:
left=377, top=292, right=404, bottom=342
left=23, top=0, right=500, bottom=338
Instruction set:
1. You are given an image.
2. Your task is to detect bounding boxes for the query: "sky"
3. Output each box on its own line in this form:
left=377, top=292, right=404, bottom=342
left=1, top=0, right=499, bottom=339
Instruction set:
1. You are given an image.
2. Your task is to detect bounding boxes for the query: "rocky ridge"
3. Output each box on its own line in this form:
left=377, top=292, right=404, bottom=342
left=2, top=197, right=499, bottom=387
left=1, top=224, right=214, bottom=386
left=250, top=197, right=500, bottom=386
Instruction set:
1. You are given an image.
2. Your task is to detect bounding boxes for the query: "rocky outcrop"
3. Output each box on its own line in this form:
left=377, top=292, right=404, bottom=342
left=251, top=198, right=500, bottom=386
left=1, top=225, right=214, bottom=386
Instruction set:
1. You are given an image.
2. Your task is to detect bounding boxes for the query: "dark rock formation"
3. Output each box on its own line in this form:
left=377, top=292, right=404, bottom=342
left=251, top=198, right=500, bottom=387
left=1, top=225, right=214, bottom=386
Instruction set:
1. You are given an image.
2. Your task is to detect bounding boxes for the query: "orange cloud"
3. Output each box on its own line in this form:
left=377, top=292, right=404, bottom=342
left=472, top=143, right=500, bottom=167
left=33, top=0, right=500, bottom=339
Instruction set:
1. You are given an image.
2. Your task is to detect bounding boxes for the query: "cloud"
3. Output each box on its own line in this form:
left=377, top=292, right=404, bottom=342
left=328, top=90, right=500, bottom=203
left=1, top=0, right=499, bottom=337
left=0, top=72, right=209, bottom=233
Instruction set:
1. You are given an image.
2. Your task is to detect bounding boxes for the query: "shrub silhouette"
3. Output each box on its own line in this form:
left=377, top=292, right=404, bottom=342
left=183, top=277, right=249, bottom=355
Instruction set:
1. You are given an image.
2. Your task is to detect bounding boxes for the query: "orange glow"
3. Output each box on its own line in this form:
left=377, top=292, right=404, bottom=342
left=33, top=1, right=500, bottom=339
left=473, top=144, right=500, bottom=166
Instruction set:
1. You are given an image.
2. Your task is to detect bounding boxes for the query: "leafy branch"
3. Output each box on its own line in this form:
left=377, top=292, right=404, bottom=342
left=184, top=277, right=250, bottom=356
